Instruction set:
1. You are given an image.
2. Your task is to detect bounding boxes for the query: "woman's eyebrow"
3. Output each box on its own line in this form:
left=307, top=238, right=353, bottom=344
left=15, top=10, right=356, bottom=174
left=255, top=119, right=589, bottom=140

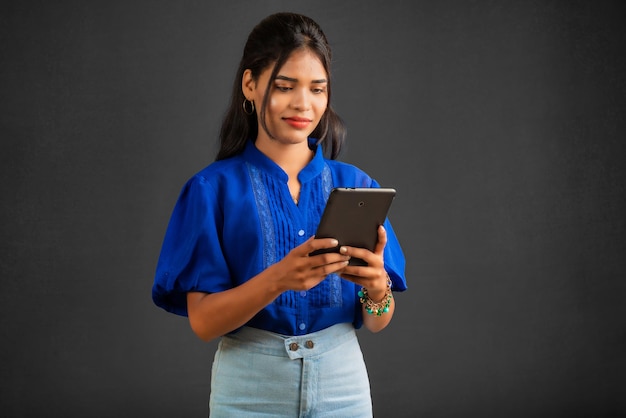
left=275, top=75, right=327, bottom=83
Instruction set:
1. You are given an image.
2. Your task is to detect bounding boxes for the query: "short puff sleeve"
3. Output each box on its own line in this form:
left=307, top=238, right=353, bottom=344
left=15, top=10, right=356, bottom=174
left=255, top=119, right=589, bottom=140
left=152, top=175, right=231, bottom=316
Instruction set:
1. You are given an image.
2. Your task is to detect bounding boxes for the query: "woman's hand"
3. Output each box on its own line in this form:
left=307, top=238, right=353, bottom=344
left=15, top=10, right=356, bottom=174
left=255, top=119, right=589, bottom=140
left=338, top=225, right=388, bottom=297
left=271, top=236, right=351, bottom=293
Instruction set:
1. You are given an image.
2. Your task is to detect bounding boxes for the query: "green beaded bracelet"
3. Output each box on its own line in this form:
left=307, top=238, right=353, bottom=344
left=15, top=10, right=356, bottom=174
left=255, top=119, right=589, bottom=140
left=358, top=277, right=393, bottom=316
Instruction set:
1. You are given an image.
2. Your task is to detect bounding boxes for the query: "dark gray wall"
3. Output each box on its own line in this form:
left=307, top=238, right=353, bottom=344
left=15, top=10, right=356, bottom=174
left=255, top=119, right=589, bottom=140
left=2, top=1, right=625, bottom=417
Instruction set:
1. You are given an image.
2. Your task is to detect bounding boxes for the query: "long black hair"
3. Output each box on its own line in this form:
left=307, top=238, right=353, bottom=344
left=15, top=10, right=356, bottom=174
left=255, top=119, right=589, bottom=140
left=216, top=12, right=346, bottom=161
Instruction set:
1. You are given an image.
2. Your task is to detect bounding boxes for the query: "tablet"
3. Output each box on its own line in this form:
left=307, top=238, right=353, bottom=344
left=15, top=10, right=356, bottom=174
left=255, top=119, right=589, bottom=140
left=311, top=187, right=396, bottom=266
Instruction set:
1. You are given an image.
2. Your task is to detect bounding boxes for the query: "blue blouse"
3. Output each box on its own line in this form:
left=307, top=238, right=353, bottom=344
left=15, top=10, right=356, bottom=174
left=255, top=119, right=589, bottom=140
left=152, top=139, right=407, bottom=335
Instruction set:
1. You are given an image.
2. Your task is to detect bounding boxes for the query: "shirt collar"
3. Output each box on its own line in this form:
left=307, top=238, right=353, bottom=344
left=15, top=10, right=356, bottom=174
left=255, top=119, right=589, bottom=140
left=242, top=138, right=326, bottom=183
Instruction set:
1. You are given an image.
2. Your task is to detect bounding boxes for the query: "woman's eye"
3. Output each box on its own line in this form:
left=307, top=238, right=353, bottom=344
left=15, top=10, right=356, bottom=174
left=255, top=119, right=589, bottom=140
left=312, top=87, right=327, bottom=94
left=276, top=85, right=291, bottom=92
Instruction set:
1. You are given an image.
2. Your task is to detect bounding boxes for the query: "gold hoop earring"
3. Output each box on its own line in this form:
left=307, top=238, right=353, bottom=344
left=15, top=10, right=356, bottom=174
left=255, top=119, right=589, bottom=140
left=243, top=99, right=255, bottom=115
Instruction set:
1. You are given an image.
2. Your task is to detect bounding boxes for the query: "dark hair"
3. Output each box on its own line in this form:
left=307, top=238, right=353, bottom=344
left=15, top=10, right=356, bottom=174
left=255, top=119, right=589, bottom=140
left=216, top=12, right=346, bottom=160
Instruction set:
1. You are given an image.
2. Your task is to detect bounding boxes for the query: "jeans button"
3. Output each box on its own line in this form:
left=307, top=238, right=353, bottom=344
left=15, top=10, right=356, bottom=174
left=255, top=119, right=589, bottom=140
left=305, top=340, right=314, bottom=349
left=289, top=342, right=299, bottom=351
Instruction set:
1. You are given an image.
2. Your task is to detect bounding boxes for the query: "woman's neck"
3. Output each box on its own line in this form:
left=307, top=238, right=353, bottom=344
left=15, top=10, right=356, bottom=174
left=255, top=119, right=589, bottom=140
left=255, top=137, right=314, bottom=178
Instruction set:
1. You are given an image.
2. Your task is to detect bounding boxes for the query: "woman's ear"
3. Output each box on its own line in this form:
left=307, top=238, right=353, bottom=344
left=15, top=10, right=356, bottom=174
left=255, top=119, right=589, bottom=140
left=241, top=69, right=255, bottom=100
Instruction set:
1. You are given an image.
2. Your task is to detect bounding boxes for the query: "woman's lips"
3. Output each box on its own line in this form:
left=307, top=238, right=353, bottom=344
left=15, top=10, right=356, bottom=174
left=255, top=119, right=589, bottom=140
left=283, top=117, right=312, bottom=129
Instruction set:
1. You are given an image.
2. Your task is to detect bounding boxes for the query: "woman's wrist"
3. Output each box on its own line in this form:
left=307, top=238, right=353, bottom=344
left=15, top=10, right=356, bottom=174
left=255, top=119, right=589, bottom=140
left=365, top=275, right=390, bottom=300
left=359, top=276, right=393, bottom=316
left=365, top=287, right=387, bottom=303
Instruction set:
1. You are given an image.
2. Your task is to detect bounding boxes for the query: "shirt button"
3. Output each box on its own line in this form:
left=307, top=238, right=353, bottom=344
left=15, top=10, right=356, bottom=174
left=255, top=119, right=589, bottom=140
left=299, top=323, right=306, bottom=331
left=305, top=340, right=314, bottom=349
left=289, top=342, right=299, bottom=351
left=298, top=229, right=305, bottom=236
left=300, top=291, right=307, bottom=297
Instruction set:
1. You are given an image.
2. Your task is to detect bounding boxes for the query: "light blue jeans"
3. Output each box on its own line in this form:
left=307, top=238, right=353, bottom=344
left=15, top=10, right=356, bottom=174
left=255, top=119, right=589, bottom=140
left=209, top=323, right=373, bottom=417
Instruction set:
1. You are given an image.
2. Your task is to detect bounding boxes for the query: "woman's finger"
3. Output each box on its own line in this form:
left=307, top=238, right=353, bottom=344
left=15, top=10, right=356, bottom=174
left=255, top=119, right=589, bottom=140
left=373, top=224, right=387, bottom=256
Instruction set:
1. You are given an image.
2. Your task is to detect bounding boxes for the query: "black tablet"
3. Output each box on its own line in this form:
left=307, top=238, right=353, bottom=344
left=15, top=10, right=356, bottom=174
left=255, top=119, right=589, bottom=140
left=311, top=187, right=396, bottom=266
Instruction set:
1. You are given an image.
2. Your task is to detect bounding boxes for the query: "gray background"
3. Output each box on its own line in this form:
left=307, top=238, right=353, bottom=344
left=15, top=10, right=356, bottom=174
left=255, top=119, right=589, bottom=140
left=2, top=1, right=625, bottom=417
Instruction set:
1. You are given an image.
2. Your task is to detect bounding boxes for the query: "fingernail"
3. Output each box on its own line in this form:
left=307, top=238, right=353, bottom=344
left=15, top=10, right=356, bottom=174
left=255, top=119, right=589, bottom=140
left=340, top=246, right=347, bottom=253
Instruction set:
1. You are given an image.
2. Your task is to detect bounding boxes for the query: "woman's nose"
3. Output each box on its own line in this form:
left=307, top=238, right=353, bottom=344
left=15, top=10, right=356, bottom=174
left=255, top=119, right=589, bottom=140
left=290, top=89, right=311, bottom=111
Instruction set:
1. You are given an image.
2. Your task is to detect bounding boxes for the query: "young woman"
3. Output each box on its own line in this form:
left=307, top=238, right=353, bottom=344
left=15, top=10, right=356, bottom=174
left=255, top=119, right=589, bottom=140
left=152, top=12, right=407, bottom=417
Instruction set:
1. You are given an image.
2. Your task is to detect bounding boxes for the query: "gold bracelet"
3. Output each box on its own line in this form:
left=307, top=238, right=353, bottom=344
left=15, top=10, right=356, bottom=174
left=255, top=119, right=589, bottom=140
left=358, top=277, right=393, bottom=316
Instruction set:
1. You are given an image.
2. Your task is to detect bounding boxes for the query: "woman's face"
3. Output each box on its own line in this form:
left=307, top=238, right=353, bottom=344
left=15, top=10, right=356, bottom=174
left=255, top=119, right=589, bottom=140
left=243, top=48, right=329, bottom=146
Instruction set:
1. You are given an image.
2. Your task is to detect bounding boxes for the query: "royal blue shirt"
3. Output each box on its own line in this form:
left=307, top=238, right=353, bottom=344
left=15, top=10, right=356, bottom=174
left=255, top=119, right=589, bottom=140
left=152, top=139, right=407, bottom=335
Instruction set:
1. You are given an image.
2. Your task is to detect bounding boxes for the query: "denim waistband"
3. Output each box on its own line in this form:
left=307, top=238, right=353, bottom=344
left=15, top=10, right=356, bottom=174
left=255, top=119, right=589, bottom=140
left=221, top=323, right=357, bottom=360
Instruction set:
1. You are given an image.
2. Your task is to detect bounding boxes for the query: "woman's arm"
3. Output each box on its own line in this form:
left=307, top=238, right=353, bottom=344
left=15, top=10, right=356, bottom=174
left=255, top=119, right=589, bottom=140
left=339, top=225, right=397, bottom=333
left=186, top=237, right=350, bottom=342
